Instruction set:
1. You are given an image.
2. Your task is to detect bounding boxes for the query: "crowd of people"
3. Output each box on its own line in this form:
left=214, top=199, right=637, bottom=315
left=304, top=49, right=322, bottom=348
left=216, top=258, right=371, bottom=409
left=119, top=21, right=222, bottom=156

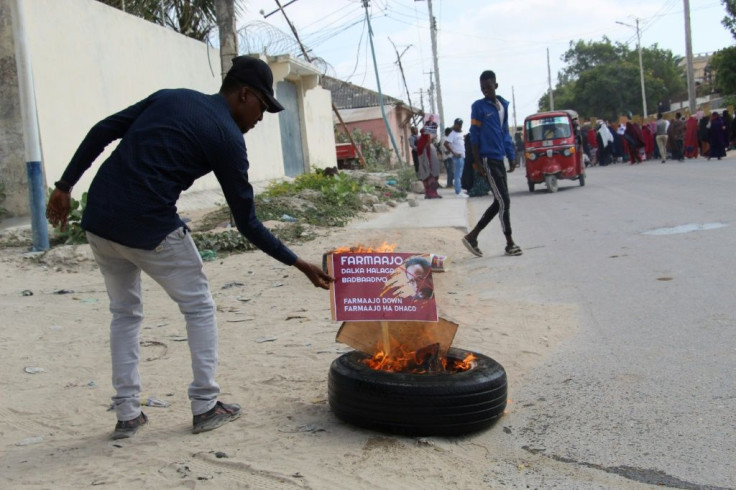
left=579, top=109, right=733, bottom=166
left=410, top=107, right=733, bottom=202
left=406, top=74, right=733, bottom=262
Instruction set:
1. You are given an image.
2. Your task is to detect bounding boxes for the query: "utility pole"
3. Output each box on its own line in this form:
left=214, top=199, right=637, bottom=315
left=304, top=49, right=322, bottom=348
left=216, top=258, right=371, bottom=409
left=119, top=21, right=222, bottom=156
left=274, top=0, right=308, bottom=61
left=426, top=71, right=436, bottom=114
left=683, top=0, right=697, bottom=114
left=10, top=0, right=49, bottom=251
left=547, top=48, right=554, bottom=111
left=616, top=18, right=647, bottom=117
left=215, top=0, right=237, bottom=78
left=425, top=0, right=445, bottom=134
left=512, top=86, right=518, bottom=129
left=635, top=18, right=647, bottom=117
left=389, top=38, right=418, bottom=124
left=417, top=88, right=425, bottom=115
left=271, top=0, right=367, bottom=167
left=362, top=0, right=404, bottom=166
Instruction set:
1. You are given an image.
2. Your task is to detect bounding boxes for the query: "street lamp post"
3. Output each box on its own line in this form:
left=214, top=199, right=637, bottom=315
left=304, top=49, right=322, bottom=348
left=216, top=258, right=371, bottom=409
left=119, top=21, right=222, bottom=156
left=617, top=19, right=647, bottom=118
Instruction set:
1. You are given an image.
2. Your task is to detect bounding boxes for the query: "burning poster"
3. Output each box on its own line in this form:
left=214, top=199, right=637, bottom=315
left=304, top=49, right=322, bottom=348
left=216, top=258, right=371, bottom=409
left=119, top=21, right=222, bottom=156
left=329, top=252, right=438, bottom=322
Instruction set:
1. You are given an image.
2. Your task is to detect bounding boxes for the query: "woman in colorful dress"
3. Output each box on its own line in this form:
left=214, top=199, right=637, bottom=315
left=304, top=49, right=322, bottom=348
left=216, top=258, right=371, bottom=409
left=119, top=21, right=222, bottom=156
left=683, top=115, right=700, bottom=158
left=416, top=128, right=442, bottom=199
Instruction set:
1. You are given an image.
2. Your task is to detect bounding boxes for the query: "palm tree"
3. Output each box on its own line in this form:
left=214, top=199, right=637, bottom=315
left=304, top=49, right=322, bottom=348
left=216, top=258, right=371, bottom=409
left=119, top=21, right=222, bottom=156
left=96, top=0, right=243, bottom=42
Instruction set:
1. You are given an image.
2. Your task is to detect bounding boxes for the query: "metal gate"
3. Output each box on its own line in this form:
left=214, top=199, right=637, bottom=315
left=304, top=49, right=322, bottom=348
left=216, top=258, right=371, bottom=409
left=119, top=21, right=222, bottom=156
left=276, top=81, right=305, bottom=177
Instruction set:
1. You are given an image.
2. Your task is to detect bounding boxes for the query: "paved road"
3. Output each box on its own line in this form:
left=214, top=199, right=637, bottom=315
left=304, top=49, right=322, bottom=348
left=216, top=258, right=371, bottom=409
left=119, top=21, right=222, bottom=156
left=465, top=157, right=736, bottom=489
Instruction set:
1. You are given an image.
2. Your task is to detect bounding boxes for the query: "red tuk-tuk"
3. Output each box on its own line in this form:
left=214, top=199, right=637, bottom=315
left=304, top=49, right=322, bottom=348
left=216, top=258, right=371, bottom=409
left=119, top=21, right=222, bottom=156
left=336, top=142, right=362, bottom=169
left=523, top=110, right=585, bottom=192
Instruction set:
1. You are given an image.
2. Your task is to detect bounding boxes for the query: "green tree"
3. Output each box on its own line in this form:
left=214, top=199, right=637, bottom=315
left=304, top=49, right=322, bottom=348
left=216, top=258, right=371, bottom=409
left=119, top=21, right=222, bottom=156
left=722, top=0, right=736, bottom=39
left=96, top=0, right=243, bottom=41
left=710, top=46, right=736, bottom=94
left=559, top=37, right=622, bottom=83
left=539, top=38, right=686, bottom=120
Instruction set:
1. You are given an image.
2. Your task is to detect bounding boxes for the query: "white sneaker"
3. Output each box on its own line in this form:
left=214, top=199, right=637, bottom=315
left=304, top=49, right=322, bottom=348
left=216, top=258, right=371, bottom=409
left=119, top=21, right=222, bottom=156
left=456, top=193, right=468, bottom=199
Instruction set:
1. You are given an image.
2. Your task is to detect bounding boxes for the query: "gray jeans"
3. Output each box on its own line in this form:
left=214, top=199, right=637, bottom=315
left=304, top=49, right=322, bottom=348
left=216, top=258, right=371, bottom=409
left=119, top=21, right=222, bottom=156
left=87, top=228, right=219, bottom=421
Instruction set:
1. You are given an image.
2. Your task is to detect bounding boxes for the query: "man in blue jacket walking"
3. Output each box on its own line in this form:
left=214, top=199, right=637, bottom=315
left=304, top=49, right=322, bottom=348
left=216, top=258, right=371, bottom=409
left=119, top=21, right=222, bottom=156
left=461, top=70, right=522, bottom=257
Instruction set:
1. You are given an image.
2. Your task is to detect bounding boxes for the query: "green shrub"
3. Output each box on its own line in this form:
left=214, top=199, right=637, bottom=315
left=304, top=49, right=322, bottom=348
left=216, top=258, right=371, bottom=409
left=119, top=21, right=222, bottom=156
left=191, top=222, right=311, bottom=255
left=191, top=229, right=256, bottom=254
left=396, top=166, right=418, bottom=192
left=257, top=171, right=374, bottom=226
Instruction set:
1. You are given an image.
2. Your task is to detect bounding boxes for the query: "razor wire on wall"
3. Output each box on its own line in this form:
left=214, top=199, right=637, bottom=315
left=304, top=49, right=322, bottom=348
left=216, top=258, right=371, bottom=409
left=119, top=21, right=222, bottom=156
left=237, top=21, right=334, bottom=77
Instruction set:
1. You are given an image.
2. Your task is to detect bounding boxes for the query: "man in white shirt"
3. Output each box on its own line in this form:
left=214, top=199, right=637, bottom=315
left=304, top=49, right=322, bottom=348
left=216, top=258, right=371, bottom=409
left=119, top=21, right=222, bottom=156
left=444, top=118, right=467, bottom=196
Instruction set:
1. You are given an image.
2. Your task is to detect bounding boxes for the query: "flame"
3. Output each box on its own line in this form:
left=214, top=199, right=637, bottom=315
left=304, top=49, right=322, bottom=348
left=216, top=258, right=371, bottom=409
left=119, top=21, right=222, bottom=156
left=449, top=353, right=476, bottom=371
left=330, top=242, right=396, bottom=254
left=328, top=244, right=466, bottom=374
left=362, top=345, right=476, bottom=374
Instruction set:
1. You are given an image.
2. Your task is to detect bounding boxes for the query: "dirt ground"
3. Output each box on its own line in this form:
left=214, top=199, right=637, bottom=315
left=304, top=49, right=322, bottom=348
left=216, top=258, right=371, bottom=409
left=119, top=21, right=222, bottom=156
left=0, top=206, right=587, bottom=489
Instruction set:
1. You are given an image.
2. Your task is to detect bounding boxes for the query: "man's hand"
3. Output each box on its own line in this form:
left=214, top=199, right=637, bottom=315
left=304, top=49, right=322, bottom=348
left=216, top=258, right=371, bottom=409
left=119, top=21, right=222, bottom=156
left=294, top=258, right=334, bottom=290
left=46, top=188, right=72, bottom=231
left=507, top=162, right=516, bottom=173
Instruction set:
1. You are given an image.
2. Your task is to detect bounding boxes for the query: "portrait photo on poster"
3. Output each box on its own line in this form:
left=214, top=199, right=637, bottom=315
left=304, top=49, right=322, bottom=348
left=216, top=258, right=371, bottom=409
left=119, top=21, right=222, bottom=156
left=423, top=113, right=440, bottom=135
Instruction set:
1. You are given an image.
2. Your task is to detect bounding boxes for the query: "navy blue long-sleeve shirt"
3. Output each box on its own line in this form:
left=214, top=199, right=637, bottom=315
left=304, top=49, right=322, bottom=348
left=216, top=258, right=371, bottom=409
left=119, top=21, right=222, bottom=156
left=61, top=88, right=297, bottom=265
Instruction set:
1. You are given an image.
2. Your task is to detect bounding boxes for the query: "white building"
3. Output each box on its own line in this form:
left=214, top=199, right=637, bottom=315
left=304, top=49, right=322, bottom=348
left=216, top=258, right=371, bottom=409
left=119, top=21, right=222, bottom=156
left=0, top=0, right=336, bottom=218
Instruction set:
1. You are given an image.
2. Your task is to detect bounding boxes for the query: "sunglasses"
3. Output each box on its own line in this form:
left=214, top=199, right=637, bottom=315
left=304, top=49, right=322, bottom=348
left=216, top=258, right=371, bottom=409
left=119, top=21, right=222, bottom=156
left=249, top=89, right=269, bottom=114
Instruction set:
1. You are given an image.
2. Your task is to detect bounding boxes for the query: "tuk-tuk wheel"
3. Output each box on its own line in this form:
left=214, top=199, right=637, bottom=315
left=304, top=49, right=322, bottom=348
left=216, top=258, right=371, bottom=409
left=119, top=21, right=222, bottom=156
left=528, top=181, right=535, bottom=192
left=545, top=174, right=559, bottom=193
left=579, top=173, right=586, bottom=187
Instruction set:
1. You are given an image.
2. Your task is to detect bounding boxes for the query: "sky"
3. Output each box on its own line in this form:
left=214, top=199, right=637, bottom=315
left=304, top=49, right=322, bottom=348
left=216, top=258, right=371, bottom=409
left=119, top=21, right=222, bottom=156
left=240, top=0, right=735, bottom=128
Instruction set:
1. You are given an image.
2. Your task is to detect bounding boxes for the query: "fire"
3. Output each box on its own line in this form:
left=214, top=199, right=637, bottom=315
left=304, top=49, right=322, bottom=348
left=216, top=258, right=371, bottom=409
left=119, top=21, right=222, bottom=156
left=362, top=344, right=476, bottom=374
left=450, top=352, right=476, bottom=371
left=329, top=246, right=467, bottom=374
left=330, top=242, right=396, bottom=254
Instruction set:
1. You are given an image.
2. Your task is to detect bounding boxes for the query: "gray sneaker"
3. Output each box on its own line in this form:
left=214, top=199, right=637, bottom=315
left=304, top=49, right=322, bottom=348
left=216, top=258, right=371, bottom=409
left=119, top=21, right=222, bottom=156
left=505, top=244, right=523, bottom=256
left=192, top=401, right=242, bottom=434
left=462, top=236, right=483, bottom=257
left=112, top=412, right=148, bottom=440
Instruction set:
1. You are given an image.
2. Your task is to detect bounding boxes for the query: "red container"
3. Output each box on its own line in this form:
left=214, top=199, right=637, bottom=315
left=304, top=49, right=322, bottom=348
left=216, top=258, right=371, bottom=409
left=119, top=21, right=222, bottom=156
left=336, top=143, right=361, bottom=169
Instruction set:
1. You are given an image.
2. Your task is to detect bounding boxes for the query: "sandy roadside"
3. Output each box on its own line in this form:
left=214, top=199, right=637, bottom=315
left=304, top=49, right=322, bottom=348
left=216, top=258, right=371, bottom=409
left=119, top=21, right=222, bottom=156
left=0, top=202, right=630, bottom=489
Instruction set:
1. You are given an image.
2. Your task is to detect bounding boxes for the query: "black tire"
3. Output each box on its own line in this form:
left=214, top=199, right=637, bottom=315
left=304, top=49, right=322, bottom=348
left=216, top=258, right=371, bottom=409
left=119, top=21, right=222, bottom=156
left=528, top=180, right=535, bottom=192
left=579, top=173, right=586, bottom=186
left=328, top=347, right=507, bottom=436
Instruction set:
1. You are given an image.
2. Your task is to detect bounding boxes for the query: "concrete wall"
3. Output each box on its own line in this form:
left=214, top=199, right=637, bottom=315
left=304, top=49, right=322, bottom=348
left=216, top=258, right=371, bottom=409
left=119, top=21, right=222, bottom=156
left=0, top=1, right=29, bottom=216
left=302, top=84, right=336, bottom=169
left=0, top=0, right=335, bottom=218
left=16, top=0, right=223, bottom=200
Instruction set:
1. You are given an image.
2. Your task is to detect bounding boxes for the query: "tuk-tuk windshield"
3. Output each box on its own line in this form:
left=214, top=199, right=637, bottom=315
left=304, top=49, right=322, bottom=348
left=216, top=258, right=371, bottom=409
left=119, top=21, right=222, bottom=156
left=526, top=116, right=572, bottom=141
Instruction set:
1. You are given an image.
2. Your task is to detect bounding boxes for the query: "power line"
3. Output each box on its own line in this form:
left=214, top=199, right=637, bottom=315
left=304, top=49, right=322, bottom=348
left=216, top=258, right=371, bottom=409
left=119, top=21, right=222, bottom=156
left=298, top=1, right=355, bottom=30
left=303, top=15, right=365, bottom=48
left=303, top=11, right=363, bottom=40
left=341, top=14, right=368, bottom=83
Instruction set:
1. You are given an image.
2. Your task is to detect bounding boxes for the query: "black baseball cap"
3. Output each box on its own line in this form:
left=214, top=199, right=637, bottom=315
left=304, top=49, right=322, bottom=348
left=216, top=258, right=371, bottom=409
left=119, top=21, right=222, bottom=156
left=226, top=56, right=284, bottom=113
left=454, top=118, right=463, bottom=125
